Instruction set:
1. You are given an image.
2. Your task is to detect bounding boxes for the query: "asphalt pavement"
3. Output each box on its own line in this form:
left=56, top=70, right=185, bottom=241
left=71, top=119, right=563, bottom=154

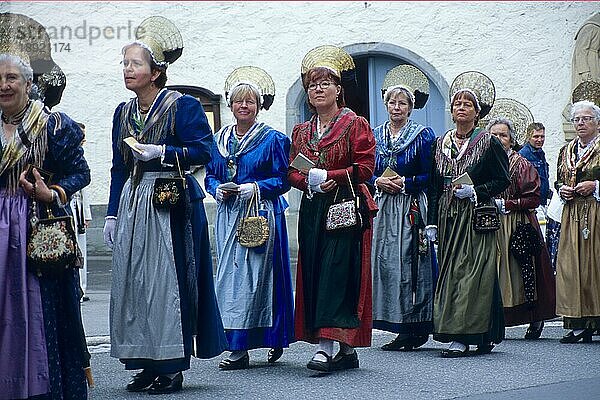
left=82, top=257, right=600, bottom=400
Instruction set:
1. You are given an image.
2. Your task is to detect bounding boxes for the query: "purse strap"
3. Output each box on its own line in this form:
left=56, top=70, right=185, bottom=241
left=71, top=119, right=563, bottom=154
left=243, top=182, right=260, bottom=218
left=333, top=169, right=356, bottom=203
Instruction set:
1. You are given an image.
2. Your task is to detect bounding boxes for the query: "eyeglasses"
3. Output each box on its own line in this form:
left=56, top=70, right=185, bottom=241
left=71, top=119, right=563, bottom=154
left=570, top=116, right=596, bottom=124
left=307, top=81, right=334, bottom=91
left=233, top=99, right=256, bottom=106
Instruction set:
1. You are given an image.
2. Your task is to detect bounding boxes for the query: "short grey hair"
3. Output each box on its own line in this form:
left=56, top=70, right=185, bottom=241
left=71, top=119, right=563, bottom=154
left=0, top=53, right=34, bottom=82
left=383, top=86, right=414, bottom=110
left=486, top=117, right=516, bottom=142
left=570, top=100, right=600, bottom=121
left=228, top=83, right=262, bottom=110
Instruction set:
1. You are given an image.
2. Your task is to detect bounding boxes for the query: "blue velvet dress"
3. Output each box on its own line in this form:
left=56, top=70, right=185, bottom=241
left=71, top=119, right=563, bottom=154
left=370, top=121, right=437, bottom=336
left=107, top=90, right=227, bottom=374
left=205, top=122, right=294, bottom=351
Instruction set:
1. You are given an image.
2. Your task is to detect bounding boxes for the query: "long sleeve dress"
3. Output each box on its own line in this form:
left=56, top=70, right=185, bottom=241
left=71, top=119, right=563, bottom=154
left=0, top=100, right=90, bottom=399
left=555, top=136, right=600, bottom=330
left=204, top=122, right=294, bottom=351
left=427, top=128, right=509, bottom=346
left=107, top=90, right=227, bottom=374
left=496, top=150, right=556, bottom=326
left=289, top=107, right=377, bottom=347
left=370, top=120, right=437, bottom=336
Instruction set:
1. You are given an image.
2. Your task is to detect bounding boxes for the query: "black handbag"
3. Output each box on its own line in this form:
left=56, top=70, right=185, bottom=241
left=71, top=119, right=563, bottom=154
left=325, top=170, right=363, bottom=232
left=472, top=202, right=500, bottom=233
left=152, top=152, right=186, bottom=209
left=27, top=182, right=78, bottom=276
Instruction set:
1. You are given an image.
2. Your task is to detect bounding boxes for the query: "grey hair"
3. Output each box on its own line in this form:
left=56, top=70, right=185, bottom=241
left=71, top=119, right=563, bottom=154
left=0, top=53, right=34, bottom=82
left=228, top=83, right=262, bottom=110
left=383, top=86, right=414, bottom=109
left=570, top=100, right=600, bottom=121
left=486, top=117, right=516, bottom=142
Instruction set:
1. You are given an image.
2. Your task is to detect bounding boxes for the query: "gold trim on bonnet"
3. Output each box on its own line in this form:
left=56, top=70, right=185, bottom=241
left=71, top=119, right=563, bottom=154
left=301, top=45, right=355, bottom=77
left=572, top=80, right=600, bottom=107
left=479, top=98, right=534, bottom=146
left=450, top=70, right=496, bottom=118
left=224, top=66, right=275, bottom=98
left=134, top=16, right=183, bottom=66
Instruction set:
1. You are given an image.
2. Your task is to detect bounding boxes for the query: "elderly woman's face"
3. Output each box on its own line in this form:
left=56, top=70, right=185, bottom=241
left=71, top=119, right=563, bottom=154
left=489, top=123, right=512, bottom=151
left=307, top=73, right=340, bottom=112
left=451, top=94, right=478, bottom=124
left=572, top=107, right=599, bottom=142
left=232, top=94, right=258, bottom=126
left=122, top=45, right=157, bottom=92
left=386, top=91, right=411, bottom=126
left=0, top=61, right=31, bottom=114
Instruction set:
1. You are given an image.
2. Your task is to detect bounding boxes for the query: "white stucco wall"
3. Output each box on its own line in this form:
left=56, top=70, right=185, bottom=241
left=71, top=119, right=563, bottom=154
left=2, top=1, right=597, bottom=204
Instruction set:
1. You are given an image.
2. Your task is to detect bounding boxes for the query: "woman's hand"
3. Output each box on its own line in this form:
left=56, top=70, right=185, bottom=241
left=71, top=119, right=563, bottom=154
left=19, top=168, right=54, bottom=203
left=559, top=184, right=575, bottom=201
left=573, top=181, right=596, bottom=197
left=320, top=179, right=338, bottom=193
left=375, top=176, right=404, bottom=194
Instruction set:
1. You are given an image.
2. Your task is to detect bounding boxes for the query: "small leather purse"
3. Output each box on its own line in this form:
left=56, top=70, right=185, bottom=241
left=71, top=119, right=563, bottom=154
left=472, top=202, right=501, bottom=233
left=237, top=182, right=269, bottom=248
left=325, top=170, right=362, bottom=232
left=152, top=152, right=186, bottom=209
left=27, top=182, right=78, bottom=276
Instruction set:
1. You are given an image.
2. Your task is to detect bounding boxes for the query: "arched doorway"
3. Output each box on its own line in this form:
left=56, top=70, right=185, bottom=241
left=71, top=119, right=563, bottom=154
left=285, top=42, right=450, bottom=211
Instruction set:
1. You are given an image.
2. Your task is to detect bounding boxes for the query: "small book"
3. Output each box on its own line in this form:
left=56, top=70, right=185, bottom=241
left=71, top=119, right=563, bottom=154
left=452, top=172, right=473, bottom=186
left=218, top=182, right=240, bottom=192
left=123, top=136, right=143, bottom=154
left=381, top=167, right=399, bottom=178
left=290, top=152, right=315, bottom=171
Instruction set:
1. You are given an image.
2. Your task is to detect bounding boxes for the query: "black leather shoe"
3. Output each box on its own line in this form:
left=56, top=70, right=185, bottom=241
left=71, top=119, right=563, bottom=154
left=331, top=350, right=359, bottom=371
left=219, top=353, right=250, bottom=370
left=147, top=372, right=183, bottom=395
left=474, top=343, right=495, bottom=355
left=306, top=351, right=331, bottom=372
left=381, top=334, right=412, bottom=351
left=440, top=347, right=469, bottom=358
left=560, top=329, right=593, bottom=344
left=408, top=335, right=429, bottom=350
left=524, top=321, right=544, bottom=340
left=268, top=348, right=283, bottom=363
left=126, top=369, right=156, bottom=392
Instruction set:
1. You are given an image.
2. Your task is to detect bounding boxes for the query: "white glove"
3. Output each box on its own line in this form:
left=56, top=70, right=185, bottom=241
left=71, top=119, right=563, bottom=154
left=310, top=183, right=325, bottom=193
left=454, top=184, right=475, bottom=199
left=103, top=218, right=116, bottom=249
left=215, top=187, right=224, bottom=202
left=132, top=143, right=163, bottom=162
left=308, top=168, right=327, bottom=186
left=425, top=226, right=437, bottom=242
left=239, top=183, right=256, bottom=200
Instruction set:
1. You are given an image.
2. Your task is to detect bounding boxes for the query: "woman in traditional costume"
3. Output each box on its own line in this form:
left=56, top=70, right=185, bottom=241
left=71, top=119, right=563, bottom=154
left=0, top=14, right=91, bottom=398
left=205, top=66, right=294, bottom=370
left=486, top=116, right=555, bottom=340
left=104, top=16, right=227, bottom=394
left=289, top=45, right=377, bottom=372
left=555, top=85, right=600, bottom=344
left=370, top=65, right=437, bottom=351
left=426, top=71, right=509, bottom=357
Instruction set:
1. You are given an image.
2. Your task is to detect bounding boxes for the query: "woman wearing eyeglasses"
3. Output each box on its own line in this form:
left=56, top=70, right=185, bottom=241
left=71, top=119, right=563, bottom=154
left=288, top=46, right=377, bottom=372
left=205, top=67, right=294, bottom=370
left=555, top=97, right=600, bottom=344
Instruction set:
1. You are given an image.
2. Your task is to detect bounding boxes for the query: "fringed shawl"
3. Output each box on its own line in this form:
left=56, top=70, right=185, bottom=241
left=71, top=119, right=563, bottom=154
left=0, top=100, right=52, bottom=193
left=558, top=135, right=600, bottom=186
left=291, top=107, right=358, bottom=168
left=373, top=120, right=425, bottom=170
left=434, top=128, right=491, bottom=179
left=499, top=150, right=529, bottom=200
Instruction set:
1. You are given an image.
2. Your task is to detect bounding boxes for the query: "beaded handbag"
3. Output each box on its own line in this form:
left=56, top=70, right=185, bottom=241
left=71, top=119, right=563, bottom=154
left=152, top=152, right=186, bottom=209
left=325, top=170, right=362, bottom=232
left=237, top=182, right=270, bottom=248
left=472, top=203, right=500, bottom=233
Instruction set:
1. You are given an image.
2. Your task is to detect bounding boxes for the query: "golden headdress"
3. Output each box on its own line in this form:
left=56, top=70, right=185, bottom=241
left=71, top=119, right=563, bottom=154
left=301, top=45, right=355, bottom=78
left=450, top=71, right=495, bottom=118
left=0, top=12, right=66, bottom=108
left=479, top=98, right=534, bottom=146
left=224, top=66, right=276, bottom=110
left=381, top=64, right=430, bottom=109
left=572, top=80, right=600, bottom=107
left=133, top=16, right=183, bottom=67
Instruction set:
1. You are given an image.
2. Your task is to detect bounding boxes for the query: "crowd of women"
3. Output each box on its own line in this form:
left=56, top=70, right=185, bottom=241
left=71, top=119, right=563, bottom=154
left=2, top=13, right=600, bottom=399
